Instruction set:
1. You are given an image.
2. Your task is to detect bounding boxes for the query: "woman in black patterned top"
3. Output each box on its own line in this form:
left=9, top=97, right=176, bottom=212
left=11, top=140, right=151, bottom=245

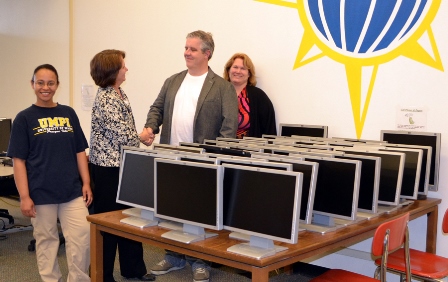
left=89, top=50, right=154, bottom=282
left=223, top=53, right=277, bottom=138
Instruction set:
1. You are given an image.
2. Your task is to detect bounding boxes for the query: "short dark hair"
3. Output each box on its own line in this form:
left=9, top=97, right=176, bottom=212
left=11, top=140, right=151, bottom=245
left=90, top=49, right=125, bottom=87
left=186, top=30, right=214, bottom=60
left=31, top=64, right=60, bottom=84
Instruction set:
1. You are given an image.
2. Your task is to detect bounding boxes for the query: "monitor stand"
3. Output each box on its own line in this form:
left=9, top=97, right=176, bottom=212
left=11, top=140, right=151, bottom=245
left=229, top=232, right=251, bottom=241
left=300, top=214, right=345, bottom=234
left=334, top=216, right=367, bottom=226
left=377, top=204, right=400, bottom=214
left=357, top=210, right=384, bottom=220
left=229, top=227, right=306, bottom=242
left=158, top=220, right=183, bottom=231
left=227, top=236, right=287, bottom=259
left=399, top=199, right=414, bottom=207
left=161, top=224, right=218, bottom=244
left=120, top=208, right=159, bottom=228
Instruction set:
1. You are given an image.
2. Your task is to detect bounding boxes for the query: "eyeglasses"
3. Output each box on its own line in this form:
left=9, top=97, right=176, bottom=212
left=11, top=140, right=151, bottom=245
left=34, top=80, right=57, bottom=88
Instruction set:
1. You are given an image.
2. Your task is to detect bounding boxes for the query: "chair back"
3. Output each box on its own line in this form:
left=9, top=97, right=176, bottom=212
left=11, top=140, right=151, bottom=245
left=442, top=209, right=448, bottom=234
left=372, top=213, right=411, bottom=282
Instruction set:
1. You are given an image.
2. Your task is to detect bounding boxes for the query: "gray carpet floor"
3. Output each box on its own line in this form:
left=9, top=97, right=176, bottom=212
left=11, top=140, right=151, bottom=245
left=0, top=196, right=323, bottom=281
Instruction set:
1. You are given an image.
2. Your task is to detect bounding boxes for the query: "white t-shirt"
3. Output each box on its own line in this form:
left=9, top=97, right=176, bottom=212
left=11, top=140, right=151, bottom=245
left=170, top=72, right=207, bottom=145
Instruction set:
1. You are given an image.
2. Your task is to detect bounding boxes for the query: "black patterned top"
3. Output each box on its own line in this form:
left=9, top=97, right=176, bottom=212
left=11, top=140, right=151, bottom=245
left=89, top=86, right=139, bottom=167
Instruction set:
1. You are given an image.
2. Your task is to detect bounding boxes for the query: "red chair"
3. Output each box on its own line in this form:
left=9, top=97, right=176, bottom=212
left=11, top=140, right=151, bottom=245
left=374, top=208, right=448, bottom=282
left=309, top=213, right=411, bottom=282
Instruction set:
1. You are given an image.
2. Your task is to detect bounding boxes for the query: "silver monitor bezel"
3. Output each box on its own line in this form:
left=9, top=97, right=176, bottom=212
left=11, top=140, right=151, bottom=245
left=333, top=147, right=405, bottom=206
left=221, top=163, right=302, bottom=244
left=380, top=130, right=441, bottom=192
left=301, top=156, right=361, bottom=221
left=278, top=123, right=328, bottom=138
left=154, top=158, right=223, bottom=230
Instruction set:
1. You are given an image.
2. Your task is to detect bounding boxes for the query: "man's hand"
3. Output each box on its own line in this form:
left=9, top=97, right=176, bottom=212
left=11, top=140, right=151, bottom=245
left=140, top=127, right=155, bottom=146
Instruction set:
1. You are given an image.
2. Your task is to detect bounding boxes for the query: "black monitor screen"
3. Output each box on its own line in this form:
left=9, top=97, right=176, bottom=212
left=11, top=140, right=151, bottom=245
left=199, top=144, right=251, bottom=157
left=280, top=124, right=327, bottom=138
left=335, top=155, right=379, bottom=212
left=303, top=157, right=359, bottom=219
left=153, top=144, right=204, bottom=154
left=338, top=151, right=403, bottom=205
left=381, top=132, right=440, bottom=189
left=265, top=160, right=316, bottom=222
left=385, top=144, right=430, bottom=194
left=117, top=151, right=178, bottom=209
left=223, top=166, right=300, bottom=241
left=218, top=159, right=291, bottom=171
left=380, top=149, right=421, bottom=199
left=179, top=156, right=217, bottom=164
left=0, top=119, right=12, bottom=155
left=155, top=160, right=220, bottom=228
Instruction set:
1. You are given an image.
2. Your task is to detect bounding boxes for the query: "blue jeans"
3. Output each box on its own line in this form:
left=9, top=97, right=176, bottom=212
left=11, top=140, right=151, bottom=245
left=164, top=250, right=210, bottom=271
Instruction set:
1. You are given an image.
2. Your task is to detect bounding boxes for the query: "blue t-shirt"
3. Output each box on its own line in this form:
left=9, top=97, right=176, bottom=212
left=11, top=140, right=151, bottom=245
left=7, top=104, right=88, bottom=205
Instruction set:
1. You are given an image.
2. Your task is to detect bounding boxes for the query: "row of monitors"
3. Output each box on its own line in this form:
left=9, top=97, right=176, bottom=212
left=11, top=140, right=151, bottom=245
left=172, top=129, right=441, bottom=193
left=117, top=148, right=305, bottom=259
left=115, top=136, right=434, bottom=257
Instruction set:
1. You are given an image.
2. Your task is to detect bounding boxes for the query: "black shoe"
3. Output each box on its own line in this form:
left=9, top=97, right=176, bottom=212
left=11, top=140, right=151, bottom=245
left=124, top=273, right=156, bottom=281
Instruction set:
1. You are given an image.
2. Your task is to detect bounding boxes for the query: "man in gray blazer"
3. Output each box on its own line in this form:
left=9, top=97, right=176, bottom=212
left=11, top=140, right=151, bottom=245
left=140, top=31, right=237, bottom=282
left=140, top=30, right=237, bottom=147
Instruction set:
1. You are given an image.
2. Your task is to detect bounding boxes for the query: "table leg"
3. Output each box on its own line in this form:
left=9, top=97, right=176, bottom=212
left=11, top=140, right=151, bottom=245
left=90, top=223, right=103, bottom=282
left=426, top=206, right=438, bottom=253
left=251, top=267, right=269, bottom=282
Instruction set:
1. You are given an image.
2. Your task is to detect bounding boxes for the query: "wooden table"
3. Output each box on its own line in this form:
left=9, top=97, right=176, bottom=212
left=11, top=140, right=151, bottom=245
left=87, top=198, right=440, bottom=282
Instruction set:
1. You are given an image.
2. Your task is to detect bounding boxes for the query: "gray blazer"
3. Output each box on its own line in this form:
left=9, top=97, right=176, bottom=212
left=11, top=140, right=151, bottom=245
left=144, top=68, right=238, bottom=144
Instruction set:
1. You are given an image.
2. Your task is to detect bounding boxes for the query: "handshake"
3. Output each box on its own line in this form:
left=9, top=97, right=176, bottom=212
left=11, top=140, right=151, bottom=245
left=139, top=127, right=155, bottom=146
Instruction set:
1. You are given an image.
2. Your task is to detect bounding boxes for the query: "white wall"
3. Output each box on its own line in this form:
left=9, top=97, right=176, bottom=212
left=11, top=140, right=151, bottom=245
left=0, top=0, right=70, bottom=118
left=2, top=0, right=448, bottom=278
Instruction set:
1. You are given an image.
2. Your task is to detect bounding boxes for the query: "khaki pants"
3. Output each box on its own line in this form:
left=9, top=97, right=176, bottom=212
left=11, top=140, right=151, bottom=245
left=31, top=197, right=90, bottom=282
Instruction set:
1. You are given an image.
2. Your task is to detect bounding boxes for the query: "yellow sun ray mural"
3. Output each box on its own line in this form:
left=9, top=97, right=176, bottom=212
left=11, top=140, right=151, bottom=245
left=257, top=0, right=443, bottom=138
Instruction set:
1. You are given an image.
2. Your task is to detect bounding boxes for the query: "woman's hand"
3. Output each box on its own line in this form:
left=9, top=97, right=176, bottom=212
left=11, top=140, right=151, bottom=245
left=20, top=196, right=36, bottom=218
left=82, top=184, right=93, bottom=207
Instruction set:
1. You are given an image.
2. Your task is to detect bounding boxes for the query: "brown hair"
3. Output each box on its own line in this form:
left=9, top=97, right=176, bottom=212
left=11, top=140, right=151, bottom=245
left=223, top=53, right=257, bottom=86
left=186, top=30, right=215, bottom=60
left=90, top=49, right=125, bottom=87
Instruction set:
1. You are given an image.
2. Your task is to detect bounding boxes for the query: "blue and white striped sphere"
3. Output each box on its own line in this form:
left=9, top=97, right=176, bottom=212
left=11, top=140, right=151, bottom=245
left=305, top=0, right=430, bottom=57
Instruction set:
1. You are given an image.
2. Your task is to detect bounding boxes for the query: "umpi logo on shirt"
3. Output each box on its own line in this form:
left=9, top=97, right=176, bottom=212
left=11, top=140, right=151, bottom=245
left=35, top=117, right=74, bottom=135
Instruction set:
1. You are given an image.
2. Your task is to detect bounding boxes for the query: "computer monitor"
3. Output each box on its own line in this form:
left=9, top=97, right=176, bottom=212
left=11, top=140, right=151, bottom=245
left=334, top=154, right=381, bottom=214
left=152, top=143, right=205, bottom=154
left=225, top=145, right=264, bottom=153
left=0, top=118, right=12, bottom=156
left=253, top=155, right=319, bottom=224
left=116, top=147, right=180, bottom=228
left=383, top=144, right=431, bottom=196
left=301, top=156, right=361, bottom=226
left=380, top=130, right=441, bottom=191
left=215, top=157, right=293, bottom=171
left=154, top=159, right=223, bottom=244
left=199, top=144, right=252, bottom=157
left=333, top=148, right=405, bottom=207
left=268, top=147, right=311, bottom=156
left=178, top=155, right=218, bottom=165
left=377, top=147, right=422, bottom=200
left=215, top=137, right=241, bottom=143
left=332, top=137, right=388, bottom=144
left=279, top=123, right=328, bottom=138
left=222, top=164, right=303, bottom=259
left=178, top=141, right=202, bottom=148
